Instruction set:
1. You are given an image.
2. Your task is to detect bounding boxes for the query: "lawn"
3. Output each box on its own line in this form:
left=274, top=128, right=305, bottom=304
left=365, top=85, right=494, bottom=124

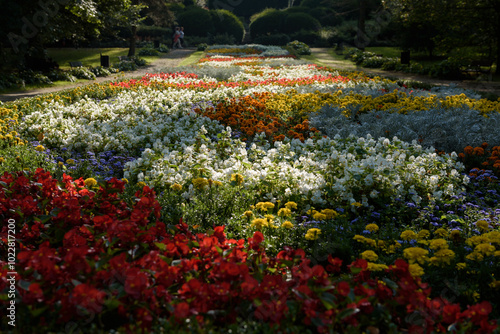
left=1, top=44, right=499, bottom=333
left=47, top=47, right=160, bottom=69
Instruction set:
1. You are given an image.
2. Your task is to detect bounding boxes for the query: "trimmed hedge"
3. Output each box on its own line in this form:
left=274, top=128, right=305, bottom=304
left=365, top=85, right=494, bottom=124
left=210, top=9, right=245, bottom=43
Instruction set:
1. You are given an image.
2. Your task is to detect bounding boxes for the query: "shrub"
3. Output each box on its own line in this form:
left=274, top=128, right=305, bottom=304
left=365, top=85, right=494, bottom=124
left=253, top=34, right=290, bottom=46
left=69, top=67, right=97, bottom=80
left=210, top=9, right=245, bottom=43
left=209, top=33, right=236, bottom=45
left=197, top=43, right=208, bottom=51
left=429, top=58, right=463, bottom=80
left=282, top=12, right=321, bottom=34
left=138, top=47, right=160, bottom=56
left=177, top=6, right=215, bottom=37
left=289, top=29, right=319, bottom=45
left=286, top=40, right=311, bottom=55
left=249, top=9, right=287, bottom=39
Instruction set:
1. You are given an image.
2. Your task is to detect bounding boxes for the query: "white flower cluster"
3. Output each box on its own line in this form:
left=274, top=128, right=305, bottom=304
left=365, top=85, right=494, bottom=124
left=126, top=125, right=467, bottom=207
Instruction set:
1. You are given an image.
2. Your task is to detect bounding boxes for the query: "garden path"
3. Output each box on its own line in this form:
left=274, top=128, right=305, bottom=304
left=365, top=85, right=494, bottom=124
left=0, top=47, right=197, bottom=102
left=311, top=47, right=500, bottom=96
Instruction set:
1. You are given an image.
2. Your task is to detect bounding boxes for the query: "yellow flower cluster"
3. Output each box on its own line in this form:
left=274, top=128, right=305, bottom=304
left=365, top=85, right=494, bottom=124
left=305, top=228, right=321, bottom=240
left=255, top=202, right=275, bottom=212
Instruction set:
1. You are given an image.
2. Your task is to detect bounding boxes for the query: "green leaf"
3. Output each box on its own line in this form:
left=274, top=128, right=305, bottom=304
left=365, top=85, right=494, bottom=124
left=320, top=292, right=337, bottom=310
left=338, top=308, right=358, bottom=319
left=18, top=280, right=31, bottom=291
left=155, top=242, right=166, bottom=251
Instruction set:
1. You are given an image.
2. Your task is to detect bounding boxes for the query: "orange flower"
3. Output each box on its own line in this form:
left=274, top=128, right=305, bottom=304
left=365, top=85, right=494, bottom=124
left=464, top=146, right=474, bottom=155
left=473, top=147, right=484, bottom=156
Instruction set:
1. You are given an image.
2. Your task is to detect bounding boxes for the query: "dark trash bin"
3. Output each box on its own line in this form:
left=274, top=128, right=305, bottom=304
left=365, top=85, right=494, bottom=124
left=401, top=51, right=410, bottom=65
left=100, top=55, right=110, bottom=67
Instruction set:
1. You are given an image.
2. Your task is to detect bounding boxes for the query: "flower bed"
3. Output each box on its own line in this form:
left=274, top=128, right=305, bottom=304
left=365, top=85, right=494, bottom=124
left=1, top=44, right=499, bottom=333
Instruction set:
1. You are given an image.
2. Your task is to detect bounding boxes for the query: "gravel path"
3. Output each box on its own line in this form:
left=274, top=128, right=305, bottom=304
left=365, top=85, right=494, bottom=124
left=0, top=48, right=197, bottom=102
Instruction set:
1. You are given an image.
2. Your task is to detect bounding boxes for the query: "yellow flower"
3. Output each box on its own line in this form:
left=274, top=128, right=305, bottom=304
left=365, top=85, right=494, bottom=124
left=351, top=202, right=362, bottom=207
left=121, top=178, right=129, bottom=184
left=434, top=228, right=448, bottom=238
left=429, top=249, right=455, bottom=266
left=360, top=250, right=378, bottom=262
left=417, top=229, right=430, bottom=240
left=489, top=280, right=500, bottom=289
left=476, top=219, right=490, bottom=232
left=0, top=157, right=5, bottom=163
left=35, top=145, right=45, bottom=152
left=495, top=251, right=500, bottom=257
left=466, top=252, right=484, bottom=261
left=312, top=212, right=327, bottom=221
left=192, top=177, right=209, bottom=190
left=137, top=181, right=146, bottom=188
left=84, top=178, right=98, bottom=187
left=365, top=224, right=379, bottom=233
left=264, top=214, right=275, bottom=221
left=400, top=230, right=417, bottom=241
left=284, top=201, right=297, bottom=210
left=66, top=159, right=75, bottom=165
left=321, top=209, right=337, bottom=219
left=305, top=228, right=321, bottom=240
left=429, top=238, right=449, bottom=250
left=456, top=262, right=467, bottom=270
left=255, top=202, right=275, bottom=212
left=242, top=210, right=253, bottom=218
left=364, top=238, right=377, bottom=247
left=230, top=173, right=244, bottom=185
left=57, top=161, right=64, bottom=167
left=353, top=235, right=366, bottom=243
left=281, top=221, right=293, bottom=229
left=251, top=218, right=268, bottom=230
left=403, top=247, right=429, bottom=264
left=170, top=183, right=182, bottom=191
left=475, top=243, right=495, bottom=256
left=367, top=262, right=388, bottom=271
left=277, top=208, right=292, bottom=217
left=409, top=263, right=425, bottom=277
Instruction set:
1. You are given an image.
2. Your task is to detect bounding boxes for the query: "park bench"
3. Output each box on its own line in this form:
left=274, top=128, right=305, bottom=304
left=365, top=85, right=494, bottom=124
left=461, top=59, right=494, bottom=80
left=69, top=61, right=83, bottom=68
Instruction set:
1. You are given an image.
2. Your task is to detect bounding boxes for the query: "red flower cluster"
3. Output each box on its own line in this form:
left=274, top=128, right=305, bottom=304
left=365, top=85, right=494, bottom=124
left=0, top=170, right=497, bottom=333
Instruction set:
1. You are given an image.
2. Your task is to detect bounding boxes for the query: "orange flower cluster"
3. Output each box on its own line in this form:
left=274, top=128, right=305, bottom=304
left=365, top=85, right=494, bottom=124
left=194, top=93, right=318, bottom=142
left=459, top=143, right=500, bottom=177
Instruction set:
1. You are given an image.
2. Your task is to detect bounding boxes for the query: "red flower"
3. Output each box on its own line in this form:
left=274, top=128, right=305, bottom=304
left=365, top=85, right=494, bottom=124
left=124, top=268, right=150, bottom=299
left=174, top=302, right=190, bottom=319
left=71, top=283, right=106, bottom=313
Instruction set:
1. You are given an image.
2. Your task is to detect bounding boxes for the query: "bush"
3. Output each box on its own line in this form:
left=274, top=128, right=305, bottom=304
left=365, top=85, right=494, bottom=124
left=210, top=9, right=245, bottom=43
left=249, top=9, right=287, bottom=39
left=69, top=67, right=97, bottom=80
left=286, top=40, right=311, bottom=55
left=282, top=12, right=320, bottom=34
left=429, top=58, right=463, bottom=80
left=138, top=47, right=160, bottom=56
left=289, top=29, right=319, bottom=45
left=177, top=6, right=215, bottom=37
left=137, top=25, right=171, bottom=40
left=209, top=33, right=236, bottom=45
left=47, top=70, right=77, bottom=82
left=253, top=34, right=290, bottom=46
left=197, top=43, right=208, bottom=51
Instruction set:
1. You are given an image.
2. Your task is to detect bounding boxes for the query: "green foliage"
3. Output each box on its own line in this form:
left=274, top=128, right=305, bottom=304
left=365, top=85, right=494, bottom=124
left=136, top=25, right=171, bottom=39
left=69, top=67, right=97, bottom=80
left=253, top=34, right=291, bottom=46
left=0, top=145, right=55, bottom=175
left=286, top=40, right=311, bottom=55
left=210, top=9, right=245, bottom=43
left=138, top=47, right=161, bottom=56
left=249, top=9, right=287, bottom=39
left=282, top=12, right=321, bottom=34
left=177, top=6, right=215, bottom=37
left=197, top=43, right=209, bottom=51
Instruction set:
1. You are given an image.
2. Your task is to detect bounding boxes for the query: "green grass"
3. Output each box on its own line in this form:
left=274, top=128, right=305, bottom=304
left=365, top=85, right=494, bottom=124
left=365, top=46, right=402, bottom=58
left=47, top=48, right=160, bottom=69
left=178, top=51, right=205, bottom=66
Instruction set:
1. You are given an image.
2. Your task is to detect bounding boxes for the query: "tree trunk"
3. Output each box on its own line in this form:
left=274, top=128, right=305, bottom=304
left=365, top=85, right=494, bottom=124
left=128, top=25, right=137, bottom=57
left=357, top=0, right=367, bottom=50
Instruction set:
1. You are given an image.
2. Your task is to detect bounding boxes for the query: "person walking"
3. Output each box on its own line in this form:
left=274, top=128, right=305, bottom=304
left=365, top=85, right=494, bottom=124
left=172, top=27, right=182, bottom=49
left=179, top=27, right=185, bottom=48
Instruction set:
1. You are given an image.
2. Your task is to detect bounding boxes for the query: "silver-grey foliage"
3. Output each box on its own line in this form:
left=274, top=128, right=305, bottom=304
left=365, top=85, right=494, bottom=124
left=309, top=105, right=500, bottom=153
